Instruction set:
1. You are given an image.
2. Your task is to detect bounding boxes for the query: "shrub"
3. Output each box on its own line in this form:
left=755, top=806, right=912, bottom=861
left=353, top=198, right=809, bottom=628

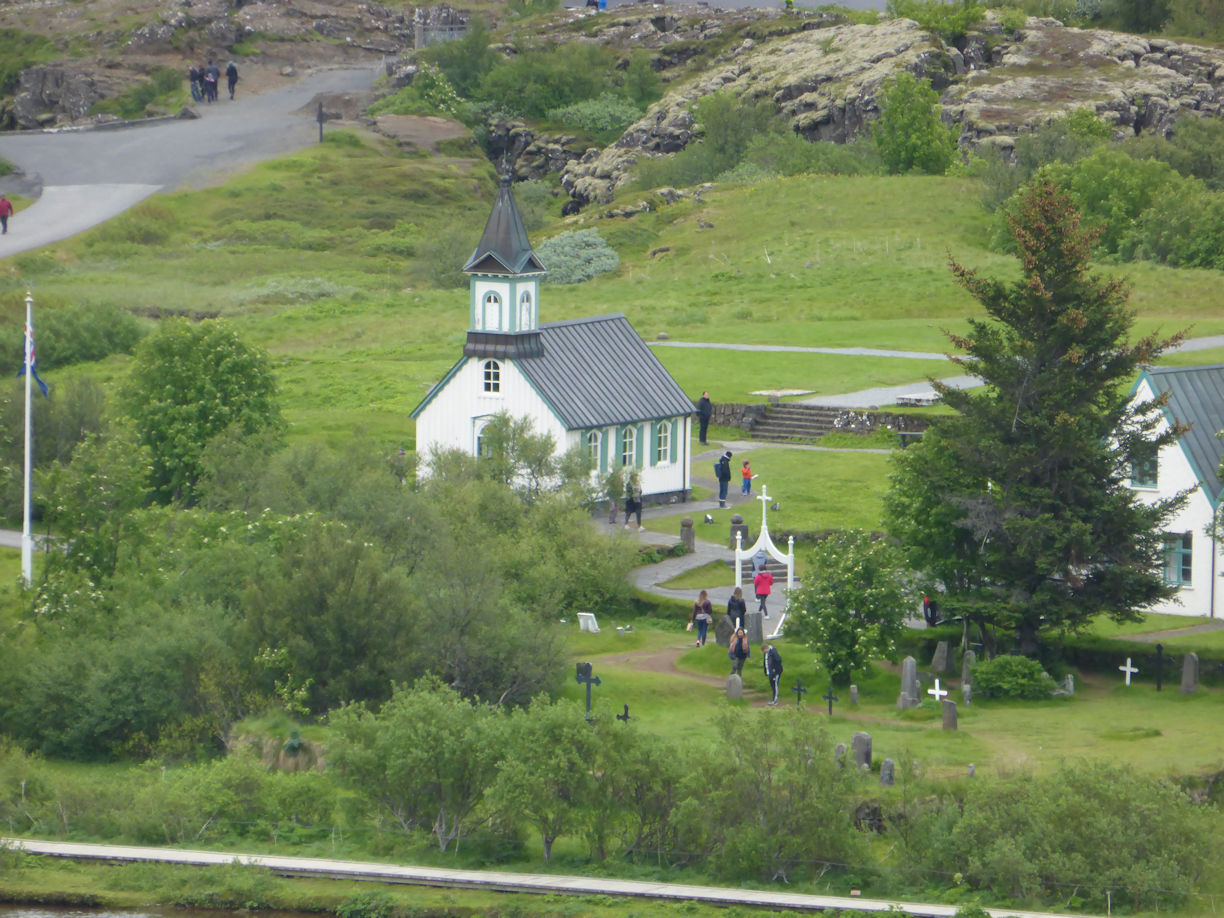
left=476, top=43, right=619, bottom=119
left=744, top=132, right=878, bottom=177
left=548, top=92, right=642, bottom=145
left=872, top=73, right=957, bottom=175
left=970, top=655, right=1056, bottom=700
left=537, top=229, right=619, bottom=284
left=369, top=64, right=464, bottom=119
left=93, top=67, right=183, bottom=119
left=885, top=0, right=985, bottom=40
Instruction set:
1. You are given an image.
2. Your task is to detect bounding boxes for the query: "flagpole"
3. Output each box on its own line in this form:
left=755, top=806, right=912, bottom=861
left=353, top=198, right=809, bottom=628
left=21, top=290, right=33, bottom=586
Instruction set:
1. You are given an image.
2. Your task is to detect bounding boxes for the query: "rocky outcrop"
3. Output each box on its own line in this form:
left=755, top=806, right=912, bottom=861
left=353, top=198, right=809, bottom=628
left=945, top=23, right=1224, bottom=149
left=562, top=13, right=1224, bottom=205
left=6, top=64, right=123, bottom=129
left=483, top=118, right=590, bottom=181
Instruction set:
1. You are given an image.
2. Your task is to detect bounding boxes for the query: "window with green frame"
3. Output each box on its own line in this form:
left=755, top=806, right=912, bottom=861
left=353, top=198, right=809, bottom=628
left=1162, top=532, right=1192, bottom=585
left=1130, top=454, right=1158, bottom=488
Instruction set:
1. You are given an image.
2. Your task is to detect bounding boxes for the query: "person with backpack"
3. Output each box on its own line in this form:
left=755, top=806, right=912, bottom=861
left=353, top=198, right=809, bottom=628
left=226, top=61, right=239, bottom=100
left=726, top=586, right=747, bottom=630
left=715, top=450, right=732, bottom=508
left=729, top=627, right=750, bottom=677
left=763, top=643, right=783, bottom=705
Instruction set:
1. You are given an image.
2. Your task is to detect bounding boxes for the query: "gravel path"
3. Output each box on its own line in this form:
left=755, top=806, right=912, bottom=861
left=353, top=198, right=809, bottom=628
left=0, top=64, right=380, bottom=260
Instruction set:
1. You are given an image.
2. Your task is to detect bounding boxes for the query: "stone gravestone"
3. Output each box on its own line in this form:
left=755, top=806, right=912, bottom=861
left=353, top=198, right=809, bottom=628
left=930, top=640, right=950, bottom=673
left=1180, top=652, right=1199, bottom=695
left=680, top=518, right=695, bottom=553
left=726, top=673, right=743, bottom=701
left=851, top=732, right=872, bottom=770
left=962, top=682, right=971, bottom=706
left=715, top=615, right=734, bottom=648
left=745, top=610, right=764, bottom=645
left=961, top=649, right=976, bottom=685
left=1062, top=673, right=1075, bottom=696
left=729, top=514, right=748, bottom=550
left=849, top=684, right=859, bottom=705
left=879, top=758, right=895, bottom=787
left=834, top=743, right=847, bottom=768
left=942, top=699, right=957, bottom=731
left=897, top=656, right=920, bottom=709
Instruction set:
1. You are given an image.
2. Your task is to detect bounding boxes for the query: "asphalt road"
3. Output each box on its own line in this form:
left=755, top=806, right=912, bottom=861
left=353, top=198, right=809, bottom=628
left=0, top=64, right=381, bottom=259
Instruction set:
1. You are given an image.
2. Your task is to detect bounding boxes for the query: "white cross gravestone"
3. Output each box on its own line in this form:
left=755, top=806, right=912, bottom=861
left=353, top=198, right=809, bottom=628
left=927, top=678, right=948, bottom=703
left=578, top=612, right=600, bottom=633
left=1119, top=657, right=1138, bottom=686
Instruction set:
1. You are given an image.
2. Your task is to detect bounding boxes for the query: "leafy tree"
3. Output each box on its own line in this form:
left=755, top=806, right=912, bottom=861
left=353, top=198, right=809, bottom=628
left=1166, top=0, right=1224, bottom=39
left=787, top=531, right=908, bottom=684
left=490, top=697, right=598, bottom=861
left=477, top=43, right=618, bottom=119
left=329, top=680, right=505, bottom=851
left=1100, top=0, right=1172, bottom=32
left=676, top=710, right=865, bottom=881
left=886, top=0, right=985, bottom=40
left=418, top=16, right=493, bottom=98
left=887, top=181, right=1187, bottom=651
left=120, top=320, right=283, bottom=504
left=872, top=72, right=957, bottom=175
left=537, top=229, right=620, bottom=286
left=980, top=108, right=1111, bottom=210
left=38, top=426, right=151, bottom=583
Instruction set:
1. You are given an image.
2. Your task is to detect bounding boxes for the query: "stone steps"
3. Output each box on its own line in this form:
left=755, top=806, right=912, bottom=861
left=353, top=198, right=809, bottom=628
left=749, top=404, right=843, bottom=441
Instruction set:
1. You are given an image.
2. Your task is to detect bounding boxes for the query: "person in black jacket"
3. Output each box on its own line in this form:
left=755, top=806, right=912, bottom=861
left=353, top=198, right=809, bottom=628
left=696, top=391, right=712, bottom=445
left=716, top=450, right=732, bottom=508
left=764, top=644, right=783, bottom=705
left=726, top=586, right=747, bottom=629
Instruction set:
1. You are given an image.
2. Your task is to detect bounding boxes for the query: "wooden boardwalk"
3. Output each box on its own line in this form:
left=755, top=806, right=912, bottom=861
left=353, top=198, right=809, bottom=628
left=4, top=838, right=1099, bottom=918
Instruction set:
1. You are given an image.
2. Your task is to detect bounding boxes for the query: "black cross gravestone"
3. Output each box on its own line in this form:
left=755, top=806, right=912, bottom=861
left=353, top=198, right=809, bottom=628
left=823, top=684, right=839, bottom=716
left=317, top=101, right=325, bottom=143
left=616, top=704, right=631, bottom=722
left=1155, top=643, right=1165, bottom=692
left=576, top=662, right=601, bottom=721
left=792, top=678, right=807, bottom=707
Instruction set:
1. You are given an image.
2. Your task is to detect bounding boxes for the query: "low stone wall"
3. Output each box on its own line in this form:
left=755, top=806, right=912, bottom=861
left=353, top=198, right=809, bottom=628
left=707, top=402, right=930, bottom=436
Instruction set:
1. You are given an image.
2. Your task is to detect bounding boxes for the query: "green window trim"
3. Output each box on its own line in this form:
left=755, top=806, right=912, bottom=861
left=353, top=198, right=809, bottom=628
left=670, top=418, right=679, bottom=464
left=1162, top=532, right=1193, bottom=586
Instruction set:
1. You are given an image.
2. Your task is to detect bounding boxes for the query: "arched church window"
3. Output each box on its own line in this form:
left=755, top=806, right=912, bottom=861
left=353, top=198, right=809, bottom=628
left=519, top=291, right=532, bottom=329
left=620, top=426, right=636, bottom=467
left=483, top=292, right=502, bottom=331
left=483, top=360, right=501, bottom=393
left=587, top=430, right=601, bottom=464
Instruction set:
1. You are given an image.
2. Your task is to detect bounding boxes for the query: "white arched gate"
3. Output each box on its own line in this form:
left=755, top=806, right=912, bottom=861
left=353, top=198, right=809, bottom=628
left=734, top=486, right=794, bottom=630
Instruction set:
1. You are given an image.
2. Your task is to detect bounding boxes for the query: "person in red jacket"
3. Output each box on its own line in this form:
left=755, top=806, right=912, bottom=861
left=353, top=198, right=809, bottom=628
left=0, top=195, right=13, bottom=234
left=753, top=567, right=774, bottom=617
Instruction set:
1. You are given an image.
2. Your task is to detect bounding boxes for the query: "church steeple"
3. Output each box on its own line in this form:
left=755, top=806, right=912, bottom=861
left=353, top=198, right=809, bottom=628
left=463, top=176, right=547, bottom=360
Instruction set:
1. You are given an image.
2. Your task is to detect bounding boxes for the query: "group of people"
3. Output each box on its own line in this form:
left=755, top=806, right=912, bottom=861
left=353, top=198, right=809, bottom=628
left=689, top=581, right=783, bottom=704
left=189, top=60, right=239, bottom=103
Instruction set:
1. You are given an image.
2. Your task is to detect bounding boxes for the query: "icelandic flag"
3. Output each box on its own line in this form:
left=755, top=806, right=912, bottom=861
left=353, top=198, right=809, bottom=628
left=19, top=319, right=48, bottom=397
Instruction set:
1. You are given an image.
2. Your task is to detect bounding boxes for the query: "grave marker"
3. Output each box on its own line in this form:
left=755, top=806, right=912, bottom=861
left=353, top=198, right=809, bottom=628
left=961, top=649, right=976, bottom=685
left=930, top=640, right=950, bottom=673
left=1119, top=657, right=1138, bottom=686
left=575, top=662, right=601, bottom=720
left=1155, top=643, right=1165, bottom=692
left=849, top=684, right=859, bottom=705
left=726, top=674, right=743, bottom=701
left=942, top=699, right=957, bottom=730
left=927, top=678, right=948, bottom=703
left=879, top=758, right=895, bottom=787
left=1180, top=652, right=1199, bottom=695
left=822, top=684, right=838, bottom=715
left=851, top=732, right=872, bottom=770
left=578, top=612, right=600, bottom=633
left=835, top=743, right=847, bottom=768
left=616, top=704, right=631, bottom=722
left=745, top=610, right=764, bottom=645
left=793, top=678, right=808, bottom=707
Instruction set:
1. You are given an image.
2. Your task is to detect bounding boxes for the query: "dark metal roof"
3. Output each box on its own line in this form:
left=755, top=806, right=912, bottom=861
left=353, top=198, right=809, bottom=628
left=519, top=314, right=696, bottom=429
left=1142, top=364, right=1224, bottom=506
left=462, top=178, right=545, bottom=276
left=464, top=330, right=544, bottom=360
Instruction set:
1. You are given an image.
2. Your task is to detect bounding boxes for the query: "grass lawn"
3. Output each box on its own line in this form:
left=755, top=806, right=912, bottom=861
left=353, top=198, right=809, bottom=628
left=659, top=560, right=731, bottom=590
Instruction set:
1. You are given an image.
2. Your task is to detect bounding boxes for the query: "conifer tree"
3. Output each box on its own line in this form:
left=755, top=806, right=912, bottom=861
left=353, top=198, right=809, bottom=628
left=887, top=181, right=1187, bottom=651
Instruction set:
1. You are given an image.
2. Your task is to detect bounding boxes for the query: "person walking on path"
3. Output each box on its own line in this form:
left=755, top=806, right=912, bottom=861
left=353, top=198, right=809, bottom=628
left=226, top=61, right=239, bottom=100
left=0, top=195, right=12, bottom=234
left=741, top=459, right=754, bottom=496
left=716, top=450, right=732, bottom=508
left=754, top=566, right=774, bottom=617
left=729, top=627, right=750, bottom=676
left=763, top=643, right=783, bottom=705
left=696, top=391, right=712, bottom=445
left=690, top=590, right=714, bottom=646
left=188, top=65, right=203, bottom=103
left=204, top=60, right=220, bottom=102
left=726, top=586, right=747, bottom=629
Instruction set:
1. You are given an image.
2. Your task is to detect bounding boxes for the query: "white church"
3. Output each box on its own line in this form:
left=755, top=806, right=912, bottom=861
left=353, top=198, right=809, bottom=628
left=1127, top=364, right=1224, bottom=618
left=411, top=178, right=696, bottom=503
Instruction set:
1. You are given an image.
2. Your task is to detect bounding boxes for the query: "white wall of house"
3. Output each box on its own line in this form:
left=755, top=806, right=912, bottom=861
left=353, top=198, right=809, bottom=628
left=565, top=416, right=689, bottom=498
left=1128, top=379, right=1223, bottom=618
left=416, top=357, right=567, bottom=461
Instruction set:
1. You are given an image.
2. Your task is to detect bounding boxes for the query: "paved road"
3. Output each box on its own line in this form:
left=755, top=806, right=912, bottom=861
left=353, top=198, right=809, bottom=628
left=0, top=64, right=380, bottom=259
left=2, top=838, right=1099, bottom=918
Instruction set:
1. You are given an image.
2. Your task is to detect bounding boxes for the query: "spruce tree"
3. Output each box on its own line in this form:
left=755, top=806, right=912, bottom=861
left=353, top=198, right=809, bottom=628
left=887, top=180, right=1186, bottom=651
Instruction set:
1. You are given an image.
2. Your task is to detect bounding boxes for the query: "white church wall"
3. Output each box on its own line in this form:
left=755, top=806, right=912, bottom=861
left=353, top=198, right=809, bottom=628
left=416, top=358, right=567, bottom=463
left=1128, top=378, right=1224, bottom=618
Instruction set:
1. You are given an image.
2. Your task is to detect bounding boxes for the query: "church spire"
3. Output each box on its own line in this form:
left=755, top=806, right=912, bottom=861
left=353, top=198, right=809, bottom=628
left=463, top=175, right=545, bottom=276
